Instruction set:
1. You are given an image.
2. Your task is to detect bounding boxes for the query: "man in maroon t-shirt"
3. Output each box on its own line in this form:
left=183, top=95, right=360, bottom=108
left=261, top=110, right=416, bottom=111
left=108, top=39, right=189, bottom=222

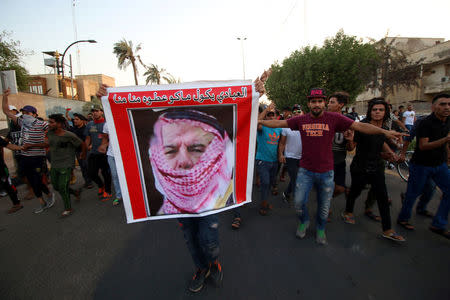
left=258, top=88, right=405, bottom=245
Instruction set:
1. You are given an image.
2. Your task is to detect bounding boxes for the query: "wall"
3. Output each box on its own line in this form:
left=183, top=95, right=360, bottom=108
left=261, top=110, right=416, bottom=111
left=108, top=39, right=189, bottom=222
left=0, top=92, right=88, bottom=123
left=33, top=74, right=59, bottom=98
left=76, top=74, right=115, bottom=101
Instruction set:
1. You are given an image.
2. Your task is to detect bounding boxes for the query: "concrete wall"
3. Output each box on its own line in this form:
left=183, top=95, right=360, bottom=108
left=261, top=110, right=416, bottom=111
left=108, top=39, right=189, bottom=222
left=76, top=74, right=115, bottom=102
left=0, top=92, right=88, bottom=123
left=33, top=74, right=59, bottom=98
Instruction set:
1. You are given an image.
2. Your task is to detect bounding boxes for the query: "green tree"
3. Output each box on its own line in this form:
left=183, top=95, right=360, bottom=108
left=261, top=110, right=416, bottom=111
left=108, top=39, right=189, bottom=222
left=113, top=39, right=141, bottom=85
left=367, top=36, right=424, bottom=98
left=265, top=30, right=379, bottom=110
left=0, top=31, right=31, bottom=91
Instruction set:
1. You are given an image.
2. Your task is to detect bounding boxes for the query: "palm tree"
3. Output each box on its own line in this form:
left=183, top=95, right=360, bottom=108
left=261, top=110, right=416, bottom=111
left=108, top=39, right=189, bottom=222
left=113, top=39, right=141, bottom=85
left=143, top=64, right=172, bottom=85
left=163, top=74, right=182, bottom=84
left=137, top=56, right=180, bottom=85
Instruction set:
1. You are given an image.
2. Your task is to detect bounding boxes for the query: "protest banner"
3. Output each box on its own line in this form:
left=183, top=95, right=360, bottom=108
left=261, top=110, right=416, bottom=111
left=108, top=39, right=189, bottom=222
left=101, top=80, right=259, bottom=223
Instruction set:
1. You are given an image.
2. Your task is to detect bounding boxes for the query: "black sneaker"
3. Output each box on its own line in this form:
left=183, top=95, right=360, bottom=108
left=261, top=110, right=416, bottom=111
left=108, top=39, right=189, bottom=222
left=188, top=269, right=210, bottom=293
left=208, top=261, right=223, bottom=287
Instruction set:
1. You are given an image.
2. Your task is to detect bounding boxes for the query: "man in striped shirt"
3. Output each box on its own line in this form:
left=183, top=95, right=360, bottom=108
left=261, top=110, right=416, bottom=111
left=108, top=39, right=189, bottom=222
left=2, top=88, right=54, bottom=213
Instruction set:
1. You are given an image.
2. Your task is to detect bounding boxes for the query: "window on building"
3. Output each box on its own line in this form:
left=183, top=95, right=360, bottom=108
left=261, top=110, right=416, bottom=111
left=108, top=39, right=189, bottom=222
left=29, top=85, right=43, bottom=94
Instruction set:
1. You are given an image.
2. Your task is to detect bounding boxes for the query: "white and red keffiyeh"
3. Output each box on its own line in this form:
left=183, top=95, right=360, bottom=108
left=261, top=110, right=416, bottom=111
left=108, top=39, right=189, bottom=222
left=149, top=111, right=233, bottom=214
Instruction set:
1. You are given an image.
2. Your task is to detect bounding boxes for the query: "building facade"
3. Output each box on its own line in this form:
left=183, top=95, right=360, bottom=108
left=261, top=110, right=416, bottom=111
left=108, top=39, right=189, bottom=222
left=355, top=37, right=450, bottom=114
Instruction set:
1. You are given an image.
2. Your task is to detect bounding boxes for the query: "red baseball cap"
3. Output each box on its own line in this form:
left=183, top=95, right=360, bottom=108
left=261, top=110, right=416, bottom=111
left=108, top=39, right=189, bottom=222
left=307, top=88, right=327, bottom=99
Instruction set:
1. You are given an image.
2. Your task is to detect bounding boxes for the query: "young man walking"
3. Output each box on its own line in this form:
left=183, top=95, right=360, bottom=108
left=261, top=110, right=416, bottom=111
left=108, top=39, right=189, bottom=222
left=84, top=106, right=112, bottom=201
left=2, top=88, right=54, bottom=213
left=45, top=114, right=86, bottom=216
left=256, top=103, right=282, bottom=215
left=278, top=105, right=302, bottom=203
left=326, top=92, right=355, bottom=220
left=258, top=88, right=405, bottom=245
left=397, top=94, right=450, bottom=239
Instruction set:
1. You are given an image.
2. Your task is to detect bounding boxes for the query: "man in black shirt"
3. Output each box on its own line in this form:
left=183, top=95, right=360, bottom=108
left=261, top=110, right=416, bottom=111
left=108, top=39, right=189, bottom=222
left=0, top=137, right=24, bottom=213
left=342, top=98, right=404, bottom=242
left=397, top=93, right=450, bottom=239
left=69, top=113, right=92, bottom=188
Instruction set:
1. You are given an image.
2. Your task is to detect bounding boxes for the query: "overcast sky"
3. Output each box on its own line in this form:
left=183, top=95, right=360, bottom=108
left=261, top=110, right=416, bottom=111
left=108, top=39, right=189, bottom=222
left=3, top=0, right=450, bottom=87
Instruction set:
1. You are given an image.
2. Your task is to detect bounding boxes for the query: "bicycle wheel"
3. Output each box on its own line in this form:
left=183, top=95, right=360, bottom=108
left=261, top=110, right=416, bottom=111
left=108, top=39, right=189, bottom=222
left=397, top=151, right=413, bottom=182
left=397, top=161, right=409, bottom=182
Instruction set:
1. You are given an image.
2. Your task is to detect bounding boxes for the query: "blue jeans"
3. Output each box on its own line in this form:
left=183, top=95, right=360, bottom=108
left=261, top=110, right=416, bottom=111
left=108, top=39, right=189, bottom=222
left=294, top=168, right=335, bottom=230
left=178, top=215, right=220, bottom=270
left=76, top=152, right=91, bottom=185
left=398, top=163, right=450, bottom=230
left=285, top=158, right=300, bottom=197
left=107, top=155, right=122, bottom=199
left=255, top=160, right=278, bottom=203
left=417, top=178, right=436, bottom=213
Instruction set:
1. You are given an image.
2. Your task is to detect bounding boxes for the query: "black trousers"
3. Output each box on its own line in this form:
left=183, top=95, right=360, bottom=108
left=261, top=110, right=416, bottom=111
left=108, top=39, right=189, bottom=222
left=88, top=153, right=111, bottom=193
left=346, top=169, right=392, bottom=231
left=18, top=156, right=49, bottom=198
left=0, top=165, right=19, bottom=205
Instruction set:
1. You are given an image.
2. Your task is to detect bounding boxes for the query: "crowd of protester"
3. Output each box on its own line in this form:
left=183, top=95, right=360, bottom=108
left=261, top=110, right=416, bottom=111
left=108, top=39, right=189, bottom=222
left=250, top=88, right=449, bottom=245
left=1, top=83, right=448, bottom=294
left=1, top=88, right=121, bottom=217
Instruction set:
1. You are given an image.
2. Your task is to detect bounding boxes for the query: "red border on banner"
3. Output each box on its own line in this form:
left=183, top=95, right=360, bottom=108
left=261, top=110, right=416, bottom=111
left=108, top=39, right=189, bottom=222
left=108, top=85, right=253, bottom=221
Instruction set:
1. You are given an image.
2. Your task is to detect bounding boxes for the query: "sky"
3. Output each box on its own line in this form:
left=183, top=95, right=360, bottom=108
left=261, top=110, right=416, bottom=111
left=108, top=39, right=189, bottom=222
left=2, top=0, right=450, bottom=87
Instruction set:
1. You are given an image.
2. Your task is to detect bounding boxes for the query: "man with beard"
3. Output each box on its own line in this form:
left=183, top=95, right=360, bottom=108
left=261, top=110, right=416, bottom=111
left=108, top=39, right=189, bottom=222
left=258, top=88, right=405, bottom=245
left=397, top=94, right=450, bottom=239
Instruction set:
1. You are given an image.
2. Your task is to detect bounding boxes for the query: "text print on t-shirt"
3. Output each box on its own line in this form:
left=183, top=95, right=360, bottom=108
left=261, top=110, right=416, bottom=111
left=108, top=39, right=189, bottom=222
left=267, top=132, right=280, bottom=144
left=302, top=123, right=330, bottom=136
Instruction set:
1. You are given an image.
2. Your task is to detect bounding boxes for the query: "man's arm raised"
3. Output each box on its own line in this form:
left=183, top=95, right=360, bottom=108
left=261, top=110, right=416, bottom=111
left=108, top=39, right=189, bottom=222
left=258, top=119, right=289, bottom=128
left=350, top=121, right=407, bottom=141
left=2, top=88, right=18, bottom=123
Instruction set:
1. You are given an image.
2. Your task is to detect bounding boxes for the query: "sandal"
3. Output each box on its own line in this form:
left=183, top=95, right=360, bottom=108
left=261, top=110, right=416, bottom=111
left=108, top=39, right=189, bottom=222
left=61, top=209, right=73, bottom=217
left=231, top=217, right=241, bottom=229
left=429, top=226, right=450, bottom=239
left=271, top=187, right=278, bottom=195
left=259, top=207, right=268, bottom=216
left=382, top=231, right=406, bottom=242
left=364, top=211, right=381, bottom=222
left=341, top=212, right=355, bottom=224
left=397, top=220, right=415, bottom=230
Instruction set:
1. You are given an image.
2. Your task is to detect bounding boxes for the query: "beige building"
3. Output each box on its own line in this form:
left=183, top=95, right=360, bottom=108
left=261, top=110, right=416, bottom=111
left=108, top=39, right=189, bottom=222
left=27, top=73, right=115, bottom=101
left=355, top=37, right=450, bottom=113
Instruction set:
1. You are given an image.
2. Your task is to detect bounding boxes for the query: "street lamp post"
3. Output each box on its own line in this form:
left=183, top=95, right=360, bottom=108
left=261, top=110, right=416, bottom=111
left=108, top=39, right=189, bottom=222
left=61, top=39, right=97, bottom=79
left=58, top=39, right=97, bottom=98
left=237, top=37, right=247, bottom=80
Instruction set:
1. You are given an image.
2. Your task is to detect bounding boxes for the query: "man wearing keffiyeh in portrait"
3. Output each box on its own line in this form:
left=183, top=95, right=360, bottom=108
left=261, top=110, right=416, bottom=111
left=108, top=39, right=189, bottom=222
left=149, top=110, right=234, bottom=215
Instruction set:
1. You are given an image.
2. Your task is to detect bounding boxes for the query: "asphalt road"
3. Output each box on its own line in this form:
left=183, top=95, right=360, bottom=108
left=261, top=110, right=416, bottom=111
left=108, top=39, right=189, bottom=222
left=0, top=165, right=449, bottom=300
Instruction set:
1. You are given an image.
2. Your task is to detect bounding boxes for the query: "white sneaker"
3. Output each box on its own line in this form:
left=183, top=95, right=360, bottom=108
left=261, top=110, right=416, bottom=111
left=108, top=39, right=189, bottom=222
left=34, top=203, right=47, bottom=214
left=46, top=193, right=56, bottom=208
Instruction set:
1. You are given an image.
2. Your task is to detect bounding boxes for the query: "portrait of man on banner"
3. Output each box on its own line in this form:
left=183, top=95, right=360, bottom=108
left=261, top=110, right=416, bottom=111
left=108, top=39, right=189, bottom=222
left=130, top=105, right=236, bottom=216
left=102, top=81, right=258, bottom=223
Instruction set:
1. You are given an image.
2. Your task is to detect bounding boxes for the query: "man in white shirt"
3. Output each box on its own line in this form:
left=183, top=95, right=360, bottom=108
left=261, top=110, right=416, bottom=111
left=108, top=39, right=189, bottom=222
left=278, top=105, right=302, bottom=202
left=402, top=104, right=416, bottom=131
